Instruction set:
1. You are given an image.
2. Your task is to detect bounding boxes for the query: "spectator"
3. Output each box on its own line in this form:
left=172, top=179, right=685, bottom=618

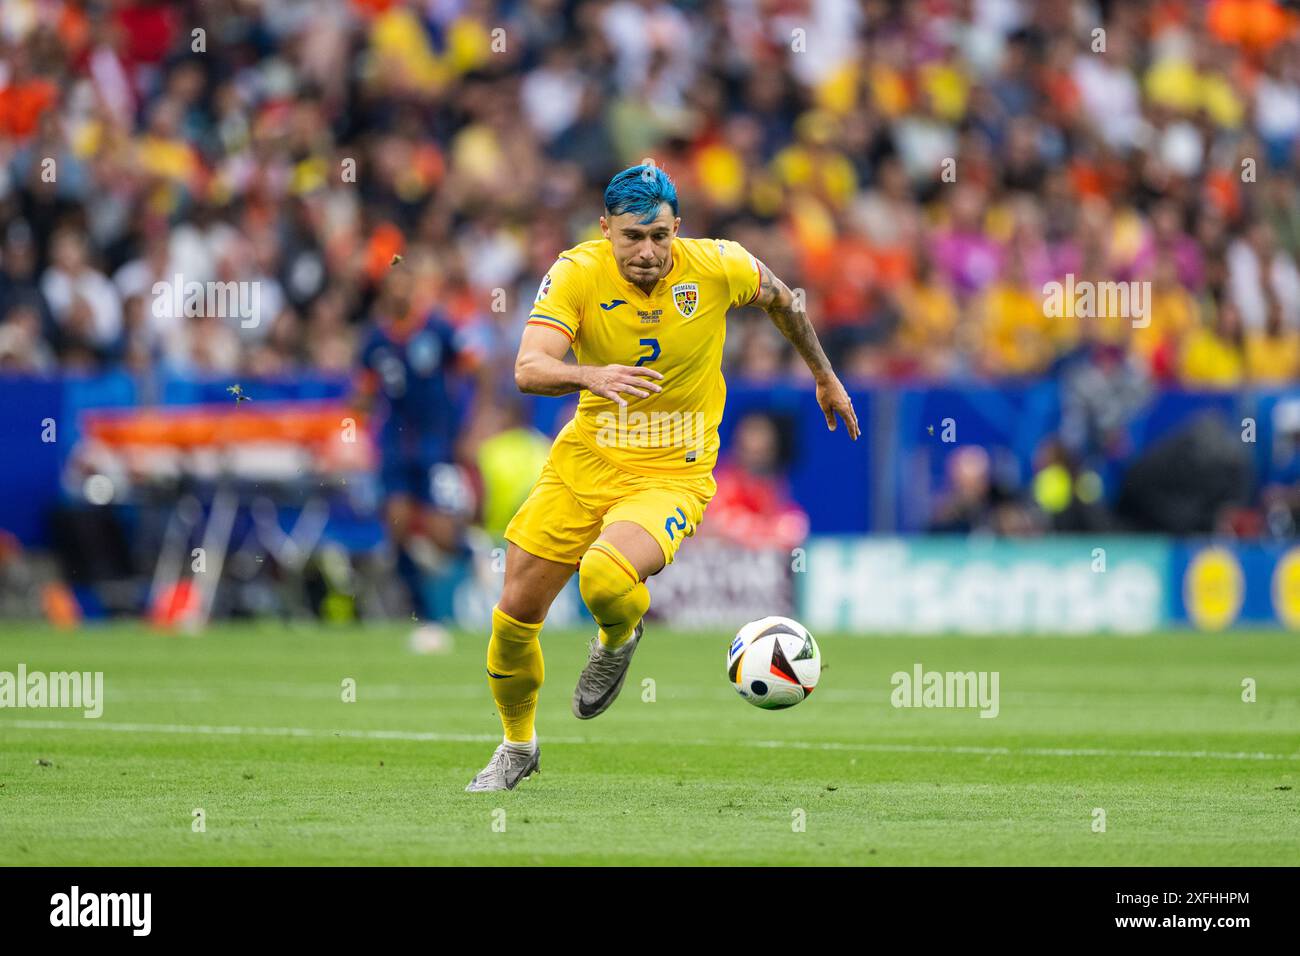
left=707, top=413, right=809, bottom=551
left=1245, top=301, right=1300, bottom=384
left=929, top=445, right=1033, bottom=535
left=1182, top=299, right=1246, bottom=388
left=40, top=228, right=122, bottom=354
left=1227, top=221, right=1300, bottom=330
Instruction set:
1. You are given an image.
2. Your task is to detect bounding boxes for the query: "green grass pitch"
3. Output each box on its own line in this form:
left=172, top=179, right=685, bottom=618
left=1, top=623, right=1297, bottom=865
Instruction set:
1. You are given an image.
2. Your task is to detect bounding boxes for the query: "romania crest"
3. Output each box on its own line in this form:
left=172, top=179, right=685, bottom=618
left=672, top=282, right=699, bottom=318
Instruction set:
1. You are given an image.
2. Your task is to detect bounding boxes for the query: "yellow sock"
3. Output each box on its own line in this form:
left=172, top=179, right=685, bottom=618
left=579, top=541, right=650, bottom=650
left=486, top=605, right=544, bottom=743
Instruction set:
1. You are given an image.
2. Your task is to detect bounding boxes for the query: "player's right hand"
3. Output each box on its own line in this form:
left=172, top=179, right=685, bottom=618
left=583, top=364, right=664, bottom=405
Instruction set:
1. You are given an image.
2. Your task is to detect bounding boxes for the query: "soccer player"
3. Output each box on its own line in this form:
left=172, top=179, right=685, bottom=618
left=465, top=165, right=858, bottom=791
left=355, top=264, right=475, bottom=635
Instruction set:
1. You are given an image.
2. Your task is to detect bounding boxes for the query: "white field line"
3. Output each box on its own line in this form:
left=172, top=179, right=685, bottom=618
left=3, top=718, right=1298, bottom=762
left=82, top=682, right=1300, bottom=708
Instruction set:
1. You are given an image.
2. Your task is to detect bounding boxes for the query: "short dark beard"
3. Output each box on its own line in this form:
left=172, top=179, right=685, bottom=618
left=624, top=252, right=672, bottom=295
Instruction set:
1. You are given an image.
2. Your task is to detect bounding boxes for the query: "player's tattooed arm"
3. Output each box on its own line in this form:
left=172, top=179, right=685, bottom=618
left=751, top=259, right=860, bottom=440
left=751, top=260, right=832, bottom=377
left=515, top=325, right=663, bottom=406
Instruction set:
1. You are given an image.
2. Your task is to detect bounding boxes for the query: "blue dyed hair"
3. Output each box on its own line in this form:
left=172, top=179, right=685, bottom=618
left=603, top=165, right=679, bottom=224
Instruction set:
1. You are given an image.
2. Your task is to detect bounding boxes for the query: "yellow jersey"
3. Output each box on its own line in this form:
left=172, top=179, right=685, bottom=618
left=526, top=236, right=762, bottom=478
left=1244, top=331, right=1300, bottom=385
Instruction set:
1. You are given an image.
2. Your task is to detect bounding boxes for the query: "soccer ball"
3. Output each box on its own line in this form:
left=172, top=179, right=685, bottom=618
left=727, top=616, right=821, bottom=709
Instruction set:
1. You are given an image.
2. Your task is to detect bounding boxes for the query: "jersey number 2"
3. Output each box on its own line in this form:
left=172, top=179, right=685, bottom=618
left=635, top=338, right=660, bottom=367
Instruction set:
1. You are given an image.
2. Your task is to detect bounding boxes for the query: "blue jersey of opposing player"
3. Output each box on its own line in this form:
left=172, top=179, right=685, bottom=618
left=357, top=308, right=470, bottom=501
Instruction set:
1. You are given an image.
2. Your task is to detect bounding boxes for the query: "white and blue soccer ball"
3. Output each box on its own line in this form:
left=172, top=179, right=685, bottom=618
left=727, top=616, right=821, bottom=710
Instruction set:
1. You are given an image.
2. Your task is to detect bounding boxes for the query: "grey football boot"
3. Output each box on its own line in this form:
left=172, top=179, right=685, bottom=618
left=464, top=741, right=540, bottom=792
left=571, top=620, right=644, bottom=719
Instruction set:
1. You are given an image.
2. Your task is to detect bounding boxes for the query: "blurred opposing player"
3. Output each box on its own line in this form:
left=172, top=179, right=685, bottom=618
left=466, top=164, right=859, bottom=790
left=355, top=264, right=476, bottom=639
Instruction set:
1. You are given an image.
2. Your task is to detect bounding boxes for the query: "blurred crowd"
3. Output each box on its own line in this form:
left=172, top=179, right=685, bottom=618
left=1, top=0, right=1298, bottom=394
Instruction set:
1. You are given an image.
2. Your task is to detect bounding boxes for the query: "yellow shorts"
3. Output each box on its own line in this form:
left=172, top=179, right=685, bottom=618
left=504, top=422, right=716, bottom=568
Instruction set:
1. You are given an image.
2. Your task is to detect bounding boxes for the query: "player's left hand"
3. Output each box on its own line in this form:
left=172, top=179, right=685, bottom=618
left=816, top=374, right=859, bottom=440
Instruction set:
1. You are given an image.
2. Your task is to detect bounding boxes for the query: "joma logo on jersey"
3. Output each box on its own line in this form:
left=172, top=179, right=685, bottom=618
left=672, top=283, right=699, bottom=317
